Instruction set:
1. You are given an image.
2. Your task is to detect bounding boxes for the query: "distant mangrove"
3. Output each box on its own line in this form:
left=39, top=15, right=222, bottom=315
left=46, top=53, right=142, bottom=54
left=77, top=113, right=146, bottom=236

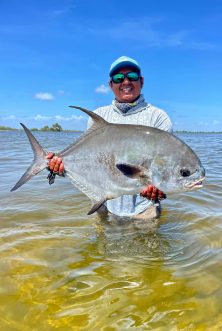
left=1, top=124, right=222, bottom=134
left=0, top=125, right=17, bottom=130
left=0, top=123, right=82, bottom=132
left=40, top=123, right=63, bottom=132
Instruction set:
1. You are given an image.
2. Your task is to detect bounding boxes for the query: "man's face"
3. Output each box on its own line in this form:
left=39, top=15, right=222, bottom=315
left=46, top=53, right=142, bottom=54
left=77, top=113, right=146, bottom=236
left=109, top=67, right=144, bottom=103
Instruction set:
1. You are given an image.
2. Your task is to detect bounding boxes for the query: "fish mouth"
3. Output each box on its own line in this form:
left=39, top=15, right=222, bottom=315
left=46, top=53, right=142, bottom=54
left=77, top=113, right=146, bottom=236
left=185, top=177, right=205, bottom=190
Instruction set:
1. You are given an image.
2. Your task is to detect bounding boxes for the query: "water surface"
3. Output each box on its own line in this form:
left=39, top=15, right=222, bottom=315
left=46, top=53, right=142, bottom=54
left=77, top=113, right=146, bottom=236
left=0, top=130, right=222, bottom=330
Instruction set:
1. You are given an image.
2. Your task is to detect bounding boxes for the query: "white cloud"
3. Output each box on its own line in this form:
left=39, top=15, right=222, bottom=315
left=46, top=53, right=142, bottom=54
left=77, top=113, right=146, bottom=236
left=51, top=5, right=76, bottom=17
left=54, top=115, right=85, bottom=121
left=198, top=121, right=209, bottom=127
left=213, top=120, right=220, bottom=125
left=34, top=92, right=54, bottom=101
left=1, top=112, right=85, bottom=123
left=1, top=115, right=16, bottom=120
left=95, top=84, right=110, bottom=94
left=89, top=19, right=215, bottom=50
left=52, top=9, right=67, bottom=16
left=32, top=114, right=85, bottom=122
left=57, top=90, right=65, bottom=96
left=34, top=114, right=52, bottom=120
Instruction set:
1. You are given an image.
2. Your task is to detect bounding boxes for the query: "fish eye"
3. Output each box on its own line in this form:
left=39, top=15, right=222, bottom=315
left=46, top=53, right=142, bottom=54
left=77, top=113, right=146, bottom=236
left=180, top=168, right=191, bottom=177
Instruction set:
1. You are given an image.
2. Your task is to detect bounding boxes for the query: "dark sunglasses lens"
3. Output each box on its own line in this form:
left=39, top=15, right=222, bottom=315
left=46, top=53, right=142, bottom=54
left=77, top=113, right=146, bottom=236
left=127, top=72, right=140, bottom=81
left=111, top=72, right=140, bottom=83
left=112, top=73, right=125, bottom=83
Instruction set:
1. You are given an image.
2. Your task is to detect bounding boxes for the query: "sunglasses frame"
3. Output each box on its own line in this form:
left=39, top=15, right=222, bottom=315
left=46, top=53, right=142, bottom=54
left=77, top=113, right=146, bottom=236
left=111, top=71, right=140, bottom=84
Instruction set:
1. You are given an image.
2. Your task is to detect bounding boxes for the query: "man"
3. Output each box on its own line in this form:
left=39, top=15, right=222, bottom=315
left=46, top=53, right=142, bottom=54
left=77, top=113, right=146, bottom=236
left=47, top=56, right=173, bottom=220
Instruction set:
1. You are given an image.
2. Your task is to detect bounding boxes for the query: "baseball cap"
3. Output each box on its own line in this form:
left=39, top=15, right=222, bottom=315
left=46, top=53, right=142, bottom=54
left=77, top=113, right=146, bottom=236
left=109, top=56, right=141, bottom=77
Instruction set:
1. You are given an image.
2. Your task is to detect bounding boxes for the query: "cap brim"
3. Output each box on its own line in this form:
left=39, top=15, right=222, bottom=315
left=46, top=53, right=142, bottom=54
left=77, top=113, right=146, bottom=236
left=109, top=61, right=141, bottom=77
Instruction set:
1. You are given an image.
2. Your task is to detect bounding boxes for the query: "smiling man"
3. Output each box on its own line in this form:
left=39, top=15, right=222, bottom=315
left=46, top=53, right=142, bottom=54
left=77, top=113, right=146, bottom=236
left=48, top=56, right=173, bottom=220
left=86, top=56, right=173, bottom=219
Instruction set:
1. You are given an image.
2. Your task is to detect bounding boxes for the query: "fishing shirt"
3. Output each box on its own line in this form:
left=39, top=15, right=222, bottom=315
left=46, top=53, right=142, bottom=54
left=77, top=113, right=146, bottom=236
left=87, top=95, right=173, bottom=216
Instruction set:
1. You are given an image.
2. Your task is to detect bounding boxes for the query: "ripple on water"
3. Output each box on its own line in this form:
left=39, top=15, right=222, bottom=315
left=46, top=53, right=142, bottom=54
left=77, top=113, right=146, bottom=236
left=1, top=131, right=222, bottom=330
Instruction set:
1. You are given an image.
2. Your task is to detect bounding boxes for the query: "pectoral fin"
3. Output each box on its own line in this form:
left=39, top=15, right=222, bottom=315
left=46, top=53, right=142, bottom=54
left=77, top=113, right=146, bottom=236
left=87, top=199, right=107, bottom=215
left=116, top=163, right=148, bottom=179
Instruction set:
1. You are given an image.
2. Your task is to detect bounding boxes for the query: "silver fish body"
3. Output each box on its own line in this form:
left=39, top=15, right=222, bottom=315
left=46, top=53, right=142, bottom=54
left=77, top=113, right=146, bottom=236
left=11, top=106, right=205, bottom=214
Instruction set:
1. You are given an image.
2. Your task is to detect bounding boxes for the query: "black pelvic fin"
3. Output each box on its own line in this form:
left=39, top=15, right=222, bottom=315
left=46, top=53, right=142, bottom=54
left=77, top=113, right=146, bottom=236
left=87, top=199, right=106, bottom=215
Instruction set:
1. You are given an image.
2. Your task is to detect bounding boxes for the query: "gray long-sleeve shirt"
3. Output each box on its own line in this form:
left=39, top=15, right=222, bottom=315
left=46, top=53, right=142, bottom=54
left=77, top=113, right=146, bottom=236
left=88, top=100, right=173, bottom=216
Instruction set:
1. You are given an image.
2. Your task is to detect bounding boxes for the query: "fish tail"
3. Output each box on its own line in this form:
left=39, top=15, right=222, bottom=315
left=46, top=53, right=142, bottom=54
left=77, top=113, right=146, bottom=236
left=11, top=123, right=48, bottom=192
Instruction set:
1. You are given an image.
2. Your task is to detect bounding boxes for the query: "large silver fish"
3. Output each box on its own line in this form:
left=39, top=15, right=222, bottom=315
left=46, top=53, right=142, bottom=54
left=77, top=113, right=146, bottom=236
left=11, top=106, right=205, bottom=214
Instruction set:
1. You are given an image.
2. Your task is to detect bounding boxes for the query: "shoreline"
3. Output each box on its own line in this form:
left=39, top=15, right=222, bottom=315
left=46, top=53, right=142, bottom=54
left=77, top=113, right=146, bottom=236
left=0, top=128, right=83, bottom=133
left=0, top=128, right=222, bottom=134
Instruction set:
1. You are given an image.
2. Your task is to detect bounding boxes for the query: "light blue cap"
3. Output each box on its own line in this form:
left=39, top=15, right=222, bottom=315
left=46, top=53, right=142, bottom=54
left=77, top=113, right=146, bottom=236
left=109, top=56, right=141, bottom=77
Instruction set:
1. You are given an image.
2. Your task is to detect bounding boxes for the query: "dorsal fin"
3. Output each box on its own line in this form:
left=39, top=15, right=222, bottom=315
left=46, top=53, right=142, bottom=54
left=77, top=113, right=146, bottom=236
left=69, top=105, right=108, bottom=131
left=60, top=106, right=108, bottom=157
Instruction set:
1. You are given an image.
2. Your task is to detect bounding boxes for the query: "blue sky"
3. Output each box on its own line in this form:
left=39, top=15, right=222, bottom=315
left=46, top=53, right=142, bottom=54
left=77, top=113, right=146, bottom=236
left=0, top=0, right=221, bottom=131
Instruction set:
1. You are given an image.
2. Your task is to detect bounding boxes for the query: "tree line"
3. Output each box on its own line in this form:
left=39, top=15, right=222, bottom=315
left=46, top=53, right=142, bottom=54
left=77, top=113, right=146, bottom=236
left=0, top=123, right=63, bottom=131
left=32, top=123, right=63, bottom=131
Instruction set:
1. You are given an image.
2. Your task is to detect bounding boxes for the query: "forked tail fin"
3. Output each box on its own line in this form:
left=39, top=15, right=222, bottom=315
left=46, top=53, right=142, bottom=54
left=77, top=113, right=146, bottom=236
left=11, top=123, right=48, bottom=192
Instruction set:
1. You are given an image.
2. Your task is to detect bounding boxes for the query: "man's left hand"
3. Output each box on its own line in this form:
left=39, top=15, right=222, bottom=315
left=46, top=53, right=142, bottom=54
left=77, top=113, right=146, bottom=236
left=46, top=152, right=65, bottom=185
left=46, top=153, right=64, bottom=175
left=140, top=185, right=166, bottom=202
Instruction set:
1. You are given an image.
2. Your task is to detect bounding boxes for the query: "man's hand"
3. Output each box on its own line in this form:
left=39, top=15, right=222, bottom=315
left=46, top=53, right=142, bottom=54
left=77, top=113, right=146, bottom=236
left=46, top=153, right=65, bottom=185
left=140, top=185, right=166, bottom=203
left=46, top=152, right=65, bottom=175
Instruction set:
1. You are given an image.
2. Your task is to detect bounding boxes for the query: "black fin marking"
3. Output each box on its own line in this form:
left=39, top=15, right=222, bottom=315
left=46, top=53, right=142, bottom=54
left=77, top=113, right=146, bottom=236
left=116, top=163, right=146, bottom=179
left=87, top=199, right=106, bottom=215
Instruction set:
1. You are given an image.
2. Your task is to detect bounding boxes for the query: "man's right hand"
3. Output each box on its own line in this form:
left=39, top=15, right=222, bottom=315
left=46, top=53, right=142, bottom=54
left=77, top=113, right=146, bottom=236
left=140, top=185, right=166, bottom=203
left=46, top=152, right=65, bottom=175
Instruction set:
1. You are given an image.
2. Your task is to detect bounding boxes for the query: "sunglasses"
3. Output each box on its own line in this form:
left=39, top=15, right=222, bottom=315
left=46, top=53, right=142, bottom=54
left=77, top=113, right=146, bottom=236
left=111, top=72, right=140, bottom=84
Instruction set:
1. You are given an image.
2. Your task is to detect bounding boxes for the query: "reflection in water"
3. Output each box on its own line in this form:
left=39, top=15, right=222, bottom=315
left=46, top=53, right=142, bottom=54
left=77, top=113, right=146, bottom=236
left=1, top=131, right=222, bottom=330
left=94, top=215, right=167, bottom=260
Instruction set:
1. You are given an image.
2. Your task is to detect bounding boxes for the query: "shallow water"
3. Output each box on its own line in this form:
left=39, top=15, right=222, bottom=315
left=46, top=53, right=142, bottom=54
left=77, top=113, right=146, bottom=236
left=1, top=130, right=222, bottom=331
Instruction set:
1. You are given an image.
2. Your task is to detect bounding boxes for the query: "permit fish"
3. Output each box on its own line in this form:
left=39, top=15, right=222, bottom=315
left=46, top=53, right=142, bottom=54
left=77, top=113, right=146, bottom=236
left=11, top=106, right=205, bottom=215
